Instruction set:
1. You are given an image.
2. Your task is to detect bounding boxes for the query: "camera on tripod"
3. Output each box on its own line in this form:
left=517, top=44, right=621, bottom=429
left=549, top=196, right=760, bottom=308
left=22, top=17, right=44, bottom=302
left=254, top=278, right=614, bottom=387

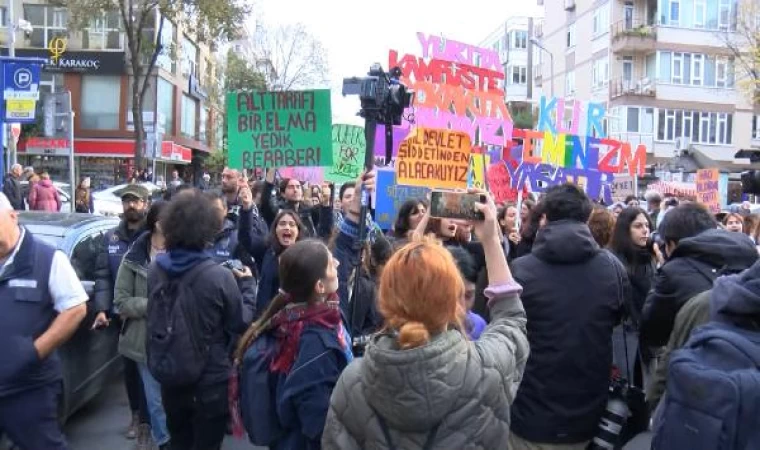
left=342, top=64, right=413, bottom=126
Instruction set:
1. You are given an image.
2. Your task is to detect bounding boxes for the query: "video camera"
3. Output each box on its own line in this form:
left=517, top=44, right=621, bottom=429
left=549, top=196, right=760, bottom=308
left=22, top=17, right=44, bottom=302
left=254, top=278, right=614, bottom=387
left=342, top=64, right=414, bottom=163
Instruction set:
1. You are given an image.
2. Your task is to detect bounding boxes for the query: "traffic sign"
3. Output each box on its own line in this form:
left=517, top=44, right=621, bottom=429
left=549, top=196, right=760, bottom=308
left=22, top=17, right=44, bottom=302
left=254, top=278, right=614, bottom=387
left=0, top=58, right=44, bottom=124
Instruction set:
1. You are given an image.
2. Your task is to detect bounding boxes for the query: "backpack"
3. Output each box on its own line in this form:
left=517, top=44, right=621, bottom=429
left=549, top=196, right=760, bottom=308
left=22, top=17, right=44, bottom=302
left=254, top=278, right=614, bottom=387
left=239, top=331, right=285, bottom=446
left=652, top=322, right=760, bottom=450
left=147, top=260, right=216, bottom=387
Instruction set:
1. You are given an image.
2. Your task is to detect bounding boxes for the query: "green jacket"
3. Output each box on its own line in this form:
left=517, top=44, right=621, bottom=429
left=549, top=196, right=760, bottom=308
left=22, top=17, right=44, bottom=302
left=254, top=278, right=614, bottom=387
left=646, top=289, right=711, bottom=409
left=114, top=255, right=149, bottom=364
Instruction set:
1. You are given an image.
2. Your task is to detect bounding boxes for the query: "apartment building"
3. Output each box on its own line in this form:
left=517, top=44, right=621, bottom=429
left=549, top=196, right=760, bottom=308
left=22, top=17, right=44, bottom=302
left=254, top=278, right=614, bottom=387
left=479, top=16, right=544, bottom=103
left=535, top=0, right=757, bottom=164
left=0, top=0, right=223, bottom=186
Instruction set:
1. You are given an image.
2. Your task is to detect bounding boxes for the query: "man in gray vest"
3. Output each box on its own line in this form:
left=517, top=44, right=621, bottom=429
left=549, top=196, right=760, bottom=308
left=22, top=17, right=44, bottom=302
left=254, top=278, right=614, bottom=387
left=0, top=193, right=88, bottom=449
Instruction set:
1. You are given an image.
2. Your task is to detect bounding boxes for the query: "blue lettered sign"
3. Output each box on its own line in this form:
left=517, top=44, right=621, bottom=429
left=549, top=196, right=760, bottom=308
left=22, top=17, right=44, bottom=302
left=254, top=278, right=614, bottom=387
left=375, top=168, right=429, bottom=230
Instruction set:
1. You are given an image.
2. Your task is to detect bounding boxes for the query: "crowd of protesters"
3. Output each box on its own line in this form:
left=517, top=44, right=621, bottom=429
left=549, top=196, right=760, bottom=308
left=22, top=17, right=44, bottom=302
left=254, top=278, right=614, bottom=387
left=1, top=163, right=759, bottom=450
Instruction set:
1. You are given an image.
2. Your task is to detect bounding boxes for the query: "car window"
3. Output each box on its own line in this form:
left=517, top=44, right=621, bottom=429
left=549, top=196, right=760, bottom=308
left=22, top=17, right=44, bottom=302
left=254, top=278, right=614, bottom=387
left=70, top=231, right=106, bottom=282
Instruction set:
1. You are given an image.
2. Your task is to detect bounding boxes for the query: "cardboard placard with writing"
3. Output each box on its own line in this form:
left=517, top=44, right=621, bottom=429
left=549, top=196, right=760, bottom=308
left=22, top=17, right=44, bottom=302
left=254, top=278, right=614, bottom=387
left=375, top=169, right=429, bottom=230
left=327, top=124, right=366, bottom=183
left=279, top=166, right=324, bottom=184
left=226, top=90, right=333, bottom=169
left=696, top=168, right=720, bottom=214
left=611, top=174, right=635, bottom=202
left=396, top=128, right=471, bottom=190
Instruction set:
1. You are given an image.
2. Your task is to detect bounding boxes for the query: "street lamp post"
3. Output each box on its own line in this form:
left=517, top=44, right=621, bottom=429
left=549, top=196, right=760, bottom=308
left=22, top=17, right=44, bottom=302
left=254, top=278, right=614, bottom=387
left=531, top=38, right=554, bottom=98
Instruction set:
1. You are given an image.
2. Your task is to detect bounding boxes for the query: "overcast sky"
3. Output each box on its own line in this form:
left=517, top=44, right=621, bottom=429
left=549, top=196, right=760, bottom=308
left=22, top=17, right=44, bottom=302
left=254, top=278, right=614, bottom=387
left=250, top=0, right=543, bottom=126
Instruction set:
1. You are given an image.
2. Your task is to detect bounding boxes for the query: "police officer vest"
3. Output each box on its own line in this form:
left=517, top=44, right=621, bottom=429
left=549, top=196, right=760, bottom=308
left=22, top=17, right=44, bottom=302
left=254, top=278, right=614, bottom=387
left=0, top=231, right=60, bottom=397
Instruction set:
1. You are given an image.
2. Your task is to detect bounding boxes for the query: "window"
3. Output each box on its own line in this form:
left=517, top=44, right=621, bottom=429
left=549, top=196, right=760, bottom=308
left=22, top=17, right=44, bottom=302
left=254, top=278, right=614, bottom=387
left=627, top=107, right=640, bottom=132
left=672, top=53, right=684, bottom=83
left=493, top=40, right=500, bottom=53
left=753, top=115, right=759, bottom=140
left=157, top=77, right=175, bottom=135
left=511, top=66, right=527, bottom=84
left=80, top=76, right=120, bottom=130
left=200, top=107, right=208, bottom=144
left=181, top=35, right=198, bottom=77
left=623, top=57, right=634, bottom=82
left=624, top=2, right=634, bottom=29
left=716, top=57, right=727, bottom=87
left=126, top=76, right=157, bottom=118
left=512, top=30, right=528, bottom=49
left=718, top=0, right=731, bottom=28
left=83, top=10, right=121, bottom=50
left=157, top=17, right=176, bottom=73
left=656, top=108, right=733, bottom=144
left=566, top=23, right=576, bottom=48
left=181, top=94, right=197, bottom=139
left=0, top=7, right=7, bottom=26
left=592, top=57, right=609, bottom=87
left=565, top=70, right=576, bottom=95
left=669, top=0, right=680, bottom=23
left=71, top=232, right=107, bottom=282
left=23, top=5, right=67, bottom=48
left=593, top=3, right=610, bottom=36
left=659, top=52, right=672, bottom=83
left=691, top=54, right=703, bottom=86
left=694, top=0, right=706, bottom=27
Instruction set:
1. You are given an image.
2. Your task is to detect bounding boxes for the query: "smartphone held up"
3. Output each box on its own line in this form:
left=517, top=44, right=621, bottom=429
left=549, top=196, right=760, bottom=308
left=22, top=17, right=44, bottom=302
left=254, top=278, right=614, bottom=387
left=429, top=190, right=487, bottom=221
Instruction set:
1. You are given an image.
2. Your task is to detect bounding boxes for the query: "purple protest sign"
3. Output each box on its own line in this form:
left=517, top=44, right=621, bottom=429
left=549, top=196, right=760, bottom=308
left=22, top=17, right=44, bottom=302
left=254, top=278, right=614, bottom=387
left=374, top=124, right=411, bottom=158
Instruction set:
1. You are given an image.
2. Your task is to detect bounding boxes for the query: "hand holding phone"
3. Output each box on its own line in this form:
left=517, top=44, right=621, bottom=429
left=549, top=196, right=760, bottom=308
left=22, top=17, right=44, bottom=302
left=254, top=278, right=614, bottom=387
left=429, top=190, right=487, bottom=221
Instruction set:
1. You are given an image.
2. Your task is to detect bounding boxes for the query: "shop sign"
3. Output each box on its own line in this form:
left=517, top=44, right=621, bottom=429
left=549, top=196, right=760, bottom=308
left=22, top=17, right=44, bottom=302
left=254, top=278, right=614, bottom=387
left=2, top=38, right=126, bottom=75
left=25, top=137, right=71, bottom=156
left=189, top=75, right=208, bottom=101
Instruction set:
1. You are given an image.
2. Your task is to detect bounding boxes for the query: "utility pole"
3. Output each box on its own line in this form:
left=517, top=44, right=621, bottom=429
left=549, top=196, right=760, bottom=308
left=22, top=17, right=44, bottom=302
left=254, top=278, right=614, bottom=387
left=527, top=17, right=534, bottom=100
left=7, top=0, right=17, bottom=167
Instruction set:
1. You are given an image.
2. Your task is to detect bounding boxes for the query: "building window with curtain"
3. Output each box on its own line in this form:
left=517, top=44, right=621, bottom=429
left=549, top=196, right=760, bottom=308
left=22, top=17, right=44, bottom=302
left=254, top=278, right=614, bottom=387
left=157, top=77, right=175, bottom=135
left=83, top=10, right=122, bottom=50
left=80, top=76, right=120, bottom=130
left=181, top=94, right=197, bottom=139
left=157, top=17, right=176, bottom=73
left=199, top=107, right=208, bottom=144
left=23, top=5, right=67, bottom=48
left=181, top=36, right=198, bottom=78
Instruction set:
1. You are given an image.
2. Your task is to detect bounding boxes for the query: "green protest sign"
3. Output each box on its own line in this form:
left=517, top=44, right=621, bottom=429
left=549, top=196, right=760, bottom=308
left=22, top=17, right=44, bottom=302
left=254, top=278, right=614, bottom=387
left=326, top=124, right=366, bottom=184
left=226, top=89, right=333, bottom=169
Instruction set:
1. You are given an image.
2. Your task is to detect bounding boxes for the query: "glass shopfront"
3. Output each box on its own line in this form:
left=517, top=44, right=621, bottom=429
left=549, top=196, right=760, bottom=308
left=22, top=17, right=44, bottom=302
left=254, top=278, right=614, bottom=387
left=18, top=155, right=133, bottom=188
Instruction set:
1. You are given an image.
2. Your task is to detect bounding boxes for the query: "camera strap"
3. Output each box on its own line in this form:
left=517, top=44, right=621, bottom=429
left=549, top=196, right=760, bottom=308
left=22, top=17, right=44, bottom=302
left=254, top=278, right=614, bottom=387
left=373, top=407, right=440, bottom=450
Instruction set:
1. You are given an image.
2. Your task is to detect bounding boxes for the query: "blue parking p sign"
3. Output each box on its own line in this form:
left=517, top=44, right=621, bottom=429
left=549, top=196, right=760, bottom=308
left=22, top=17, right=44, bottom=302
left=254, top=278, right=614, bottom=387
left=1, top=59, right=42, bottom=123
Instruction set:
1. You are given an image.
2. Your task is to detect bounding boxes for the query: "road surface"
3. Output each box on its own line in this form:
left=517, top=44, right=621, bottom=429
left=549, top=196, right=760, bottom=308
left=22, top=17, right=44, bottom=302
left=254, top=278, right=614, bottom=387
left=62, top=376, right=264, bottom=450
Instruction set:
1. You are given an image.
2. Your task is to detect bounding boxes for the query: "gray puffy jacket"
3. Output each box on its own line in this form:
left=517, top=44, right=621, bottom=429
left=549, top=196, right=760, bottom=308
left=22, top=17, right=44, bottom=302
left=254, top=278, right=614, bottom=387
left=322, top=293, right=529, bottom=450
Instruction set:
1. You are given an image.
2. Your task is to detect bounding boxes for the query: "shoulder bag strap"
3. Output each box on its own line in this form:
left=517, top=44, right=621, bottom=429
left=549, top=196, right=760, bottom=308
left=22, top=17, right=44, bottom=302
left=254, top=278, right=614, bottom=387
left=422, top=421, right=441, bottom=450
left=374, top=413, right=397, bottom=450
left=601, top=250, right=635, bottom=385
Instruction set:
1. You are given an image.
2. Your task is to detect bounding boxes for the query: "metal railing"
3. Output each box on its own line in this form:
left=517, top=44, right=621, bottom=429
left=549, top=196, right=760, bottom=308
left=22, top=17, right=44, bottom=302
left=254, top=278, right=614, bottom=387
left=610, top=77, right=656, bottom=98
left=610, top=19, right=657, bottom=40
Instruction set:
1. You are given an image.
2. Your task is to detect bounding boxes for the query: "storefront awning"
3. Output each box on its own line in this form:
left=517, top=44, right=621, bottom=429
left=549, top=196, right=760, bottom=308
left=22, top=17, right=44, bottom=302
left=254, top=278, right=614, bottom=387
left=157, top=142, right=192, bottom=165
left=18, top=138, right=192, bottom=164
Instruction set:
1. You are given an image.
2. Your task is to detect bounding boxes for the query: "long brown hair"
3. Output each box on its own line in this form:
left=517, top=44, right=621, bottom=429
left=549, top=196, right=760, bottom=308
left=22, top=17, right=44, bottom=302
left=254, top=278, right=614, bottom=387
left=269, top=210, right=307, bottom=255
left=234, top=239, right=331, bottom=362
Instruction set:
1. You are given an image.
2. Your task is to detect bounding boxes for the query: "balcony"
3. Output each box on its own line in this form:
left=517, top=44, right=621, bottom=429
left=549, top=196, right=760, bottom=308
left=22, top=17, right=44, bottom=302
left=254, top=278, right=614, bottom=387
left=610, top=20, right=656, bottom=54
left=610, top=77, right=656, bottom=99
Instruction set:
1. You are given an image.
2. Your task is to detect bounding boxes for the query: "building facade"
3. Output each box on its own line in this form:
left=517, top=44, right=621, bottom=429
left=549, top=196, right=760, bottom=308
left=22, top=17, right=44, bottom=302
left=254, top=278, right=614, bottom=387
left=535, top=0, right=757, bottom=164
left=480, top=16, right=544, bottom=103
left=0, top=1, right=223, bottom=187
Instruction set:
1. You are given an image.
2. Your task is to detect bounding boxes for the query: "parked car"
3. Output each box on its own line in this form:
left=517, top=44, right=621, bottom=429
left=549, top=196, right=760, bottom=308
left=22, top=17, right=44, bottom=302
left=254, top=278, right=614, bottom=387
left=91, top=182, right=161, bottom=217
left=18, top=212, right=122, bottom=422
left=19, top=181, right=72, bottom=213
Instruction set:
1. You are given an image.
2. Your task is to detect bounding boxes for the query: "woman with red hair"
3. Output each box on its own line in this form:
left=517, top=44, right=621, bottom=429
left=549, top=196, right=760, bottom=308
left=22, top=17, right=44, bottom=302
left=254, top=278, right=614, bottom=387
left=323, top=191, right=529, bottom=449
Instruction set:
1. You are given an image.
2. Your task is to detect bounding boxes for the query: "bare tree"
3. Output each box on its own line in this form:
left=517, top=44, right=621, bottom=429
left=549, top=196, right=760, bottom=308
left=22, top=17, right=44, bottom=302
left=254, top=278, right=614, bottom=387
left=61, top=0, right=250, bottom=170
left=719, top=0, right=760, bottom=101
left=248, top=22, right=330, bottom=91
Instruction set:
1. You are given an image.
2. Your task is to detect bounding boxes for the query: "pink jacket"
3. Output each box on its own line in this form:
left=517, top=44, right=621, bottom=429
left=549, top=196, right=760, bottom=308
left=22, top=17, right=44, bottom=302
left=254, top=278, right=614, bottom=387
left=29, top=180, right=61, bottom=212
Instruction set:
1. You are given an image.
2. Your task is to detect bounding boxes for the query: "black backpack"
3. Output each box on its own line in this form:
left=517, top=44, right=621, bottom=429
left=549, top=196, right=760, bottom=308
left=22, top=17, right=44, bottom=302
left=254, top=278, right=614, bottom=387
left=147, top=260, right=215, bottom=387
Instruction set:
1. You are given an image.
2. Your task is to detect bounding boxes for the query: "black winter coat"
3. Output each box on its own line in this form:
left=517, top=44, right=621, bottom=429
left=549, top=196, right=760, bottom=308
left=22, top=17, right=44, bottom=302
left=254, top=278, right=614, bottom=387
left=260, top=181, right=333, bottom=239
left=2, top=175, right=24, bottom=210
left=510, top=220, right=625, bottom=445
left=640, top=229, right=758, bottom=347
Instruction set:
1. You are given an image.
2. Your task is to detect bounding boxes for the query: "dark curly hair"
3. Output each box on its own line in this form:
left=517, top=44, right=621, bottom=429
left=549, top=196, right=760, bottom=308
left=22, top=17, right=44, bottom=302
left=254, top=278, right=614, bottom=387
left=392, top=198, right=428, bottom=239
left=161, top=188, right=223, bottom=251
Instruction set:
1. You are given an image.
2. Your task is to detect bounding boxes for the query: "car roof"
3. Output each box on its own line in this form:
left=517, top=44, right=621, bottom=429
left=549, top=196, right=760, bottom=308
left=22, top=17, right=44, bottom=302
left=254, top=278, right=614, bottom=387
left=18, top=212, right=119, bottom=238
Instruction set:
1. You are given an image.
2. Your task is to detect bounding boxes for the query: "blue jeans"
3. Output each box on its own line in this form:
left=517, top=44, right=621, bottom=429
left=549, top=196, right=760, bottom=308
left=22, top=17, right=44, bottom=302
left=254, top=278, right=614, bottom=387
left=137, top=362, right=170, bottom=445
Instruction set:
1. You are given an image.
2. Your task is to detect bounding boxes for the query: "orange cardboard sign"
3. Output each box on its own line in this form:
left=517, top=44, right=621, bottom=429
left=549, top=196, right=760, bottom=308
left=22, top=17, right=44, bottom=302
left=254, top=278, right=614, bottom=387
left=396, top=128, right=471, bottom=189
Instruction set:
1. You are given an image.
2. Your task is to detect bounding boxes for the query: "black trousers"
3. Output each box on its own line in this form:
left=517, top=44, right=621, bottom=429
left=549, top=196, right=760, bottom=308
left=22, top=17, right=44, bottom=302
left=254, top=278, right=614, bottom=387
left=124, top=356, right=150, bottom=423
left=161, top=382, right=228, bottom=450
left=0, top=383, right=68, bottom=450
